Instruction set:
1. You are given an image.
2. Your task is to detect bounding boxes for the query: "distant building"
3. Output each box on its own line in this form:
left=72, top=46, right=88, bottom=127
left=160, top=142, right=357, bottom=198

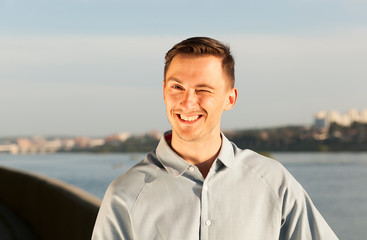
left=116, top=132, right=131, bottom=142
left=348, top=109, right=360, bottom=123
left=314, top=109, right=367, bottom=129
left=361, top=109, right=367, bottom=123
left=63, top=139, right=76, bottom=150
left=147, top=130, right=163, bottom=140
left=88, top=139, right=105, bottom=148
left=314, top=111, right=327, bottom=129
left=105, top=132, right=131, bottom=143
left=74, top=137, right=90, bottom=148
left=17, top=138, right=33, bottom=154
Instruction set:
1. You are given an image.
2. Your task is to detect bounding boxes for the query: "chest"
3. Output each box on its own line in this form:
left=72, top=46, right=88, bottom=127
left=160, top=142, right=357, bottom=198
left=130, top=173, right=282, bottom=240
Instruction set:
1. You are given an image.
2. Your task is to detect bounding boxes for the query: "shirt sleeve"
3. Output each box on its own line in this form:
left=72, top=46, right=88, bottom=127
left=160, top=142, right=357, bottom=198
left=279, top=172, right=339, bottom=240
left=91, top=185, right=135, bottom=240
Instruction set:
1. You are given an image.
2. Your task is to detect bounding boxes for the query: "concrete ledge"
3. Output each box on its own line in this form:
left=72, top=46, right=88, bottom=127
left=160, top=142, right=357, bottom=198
left=0, top=166, right=102, bottom=240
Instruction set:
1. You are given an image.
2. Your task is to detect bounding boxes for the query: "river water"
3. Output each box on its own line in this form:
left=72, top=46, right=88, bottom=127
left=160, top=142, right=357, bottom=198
left=1, top=152, right=366, bottom=240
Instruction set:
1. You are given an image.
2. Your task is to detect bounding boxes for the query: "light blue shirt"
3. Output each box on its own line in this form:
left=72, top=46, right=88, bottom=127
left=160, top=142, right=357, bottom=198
left=92, top=131, right=338, bottom=239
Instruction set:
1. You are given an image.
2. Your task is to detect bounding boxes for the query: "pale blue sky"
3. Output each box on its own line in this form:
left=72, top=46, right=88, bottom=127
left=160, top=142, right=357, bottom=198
left=1, top=0, right=367, bottom=136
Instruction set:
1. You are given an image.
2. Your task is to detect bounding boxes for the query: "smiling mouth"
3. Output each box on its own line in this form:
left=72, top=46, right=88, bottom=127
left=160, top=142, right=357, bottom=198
left=178, top=114, right=202, bottom=122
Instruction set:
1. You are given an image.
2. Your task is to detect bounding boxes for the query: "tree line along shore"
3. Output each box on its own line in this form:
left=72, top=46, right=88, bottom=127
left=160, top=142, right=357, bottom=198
left=64, top=122, right=367, bottom=153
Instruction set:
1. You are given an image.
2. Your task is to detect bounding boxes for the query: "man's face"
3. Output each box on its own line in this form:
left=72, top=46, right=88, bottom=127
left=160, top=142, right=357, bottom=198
left=163, top=54, right=237, bottom=142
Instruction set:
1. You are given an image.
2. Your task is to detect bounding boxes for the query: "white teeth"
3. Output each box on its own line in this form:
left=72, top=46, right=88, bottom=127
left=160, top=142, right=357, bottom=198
left=180, top=115, right=199, bottom=121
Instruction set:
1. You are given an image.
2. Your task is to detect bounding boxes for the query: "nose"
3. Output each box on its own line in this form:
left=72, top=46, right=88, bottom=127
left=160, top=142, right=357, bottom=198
left=181, top=90, right=198, bottom=110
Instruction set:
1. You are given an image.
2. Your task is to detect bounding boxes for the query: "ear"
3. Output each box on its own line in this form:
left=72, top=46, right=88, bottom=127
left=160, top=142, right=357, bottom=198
left=224, top=87, right=238, bottom=111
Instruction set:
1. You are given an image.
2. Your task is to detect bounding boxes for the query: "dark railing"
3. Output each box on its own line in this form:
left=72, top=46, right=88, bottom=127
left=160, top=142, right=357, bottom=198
left=0, top=166, right=101, bottom=240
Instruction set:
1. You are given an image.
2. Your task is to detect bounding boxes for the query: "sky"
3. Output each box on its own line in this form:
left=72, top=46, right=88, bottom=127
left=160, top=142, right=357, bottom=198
left=1, top=0, right=367, bottom=136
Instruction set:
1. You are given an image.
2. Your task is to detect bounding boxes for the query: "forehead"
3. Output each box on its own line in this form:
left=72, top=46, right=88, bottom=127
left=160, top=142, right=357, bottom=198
left=166, top=55, right=225, bottom=82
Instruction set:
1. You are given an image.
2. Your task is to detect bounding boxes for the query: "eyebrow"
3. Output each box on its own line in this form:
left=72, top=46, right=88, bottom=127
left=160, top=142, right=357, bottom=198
left=166, top=77, right=182, bottom=84
left=196, top=84, right=215, bottom=90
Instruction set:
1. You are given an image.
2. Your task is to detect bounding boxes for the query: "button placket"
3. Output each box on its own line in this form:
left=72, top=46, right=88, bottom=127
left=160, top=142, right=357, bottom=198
left=200, top=175, right=214, bottom=239
left=203, top=183, right=211, bottom=228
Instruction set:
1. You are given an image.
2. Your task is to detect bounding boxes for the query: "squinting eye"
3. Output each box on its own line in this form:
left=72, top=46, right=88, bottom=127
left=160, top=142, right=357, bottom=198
left=197, top=89, right=211, bottom=93
left=172, top=85, right=183, bottom=90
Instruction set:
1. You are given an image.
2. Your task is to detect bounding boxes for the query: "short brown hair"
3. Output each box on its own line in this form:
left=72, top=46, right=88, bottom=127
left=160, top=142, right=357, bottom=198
left=164, top=37, right=235, bottom=88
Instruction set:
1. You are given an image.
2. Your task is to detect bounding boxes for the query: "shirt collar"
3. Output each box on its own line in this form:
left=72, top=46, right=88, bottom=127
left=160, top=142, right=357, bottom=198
left=216, top=133, right=235, bottom=170
left=156, top=131, right=191, bottom=177
left=156, top=131, right=235, bottom=177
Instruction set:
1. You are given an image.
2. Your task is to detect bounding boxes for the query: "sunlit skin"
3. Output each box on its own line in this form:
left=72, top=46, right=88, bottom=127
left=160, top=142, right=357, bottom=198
left=163, top=54, right=237, bottom=177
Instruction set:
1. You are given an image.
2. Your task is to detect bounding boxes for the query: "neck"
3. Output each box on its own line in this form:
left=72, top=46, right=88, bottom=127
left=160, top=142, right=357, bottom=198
left=170, top=132, right=222, bottom=178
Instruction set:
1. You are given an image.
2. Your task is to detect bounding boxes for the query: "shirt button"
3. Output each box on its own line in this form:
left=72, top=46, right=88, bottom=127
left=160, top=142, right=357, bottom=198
left=188, top=166, right=195, bottom=172
left=203, top=185, right=208, bottom=191
left=205, top=220, right=212, bottom=226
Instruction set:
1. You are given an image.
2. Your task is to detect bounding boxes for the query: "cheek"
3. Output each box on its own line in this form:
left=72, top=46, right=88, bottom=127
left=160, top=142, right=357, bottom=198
left=164, top=93, right=180, bottom=114
left=198, top=94, right=215, bottom=104
left=200, top=96, right=223, bottom=110
left=165, top=92, right=182, bottom=103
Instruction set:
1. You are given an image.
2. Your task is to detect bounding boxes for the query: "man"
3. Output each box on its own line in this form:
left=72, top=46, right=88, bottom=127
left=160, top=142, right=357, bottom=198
left=92, top=37, right=338, bottom=239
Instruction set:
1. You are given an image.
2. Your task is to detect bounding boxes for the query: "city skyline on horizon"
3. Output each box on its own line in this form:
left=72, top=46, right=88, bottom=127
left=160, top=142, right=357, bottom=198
left=1, top=1, right=366, bottom=136
left=1, top=107, right=366, bottom=138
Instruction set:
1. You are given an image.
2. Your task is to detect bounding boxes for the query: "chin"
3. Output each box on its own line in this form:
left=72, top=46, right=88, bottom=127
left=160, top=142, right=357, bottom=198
left=173, top=129, right=201, bottom=142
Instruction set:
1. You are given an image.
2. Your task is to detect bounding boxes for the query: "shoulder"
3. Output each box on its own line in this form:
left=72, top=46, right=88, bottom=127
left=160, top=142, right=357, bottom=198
left=104, top=150, right=163, bottom=209
left=222, top=133, right=288, bottom=179
left=233, top=147, right=287, bottom=176
left=232, top=146, right=300, bottom=197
